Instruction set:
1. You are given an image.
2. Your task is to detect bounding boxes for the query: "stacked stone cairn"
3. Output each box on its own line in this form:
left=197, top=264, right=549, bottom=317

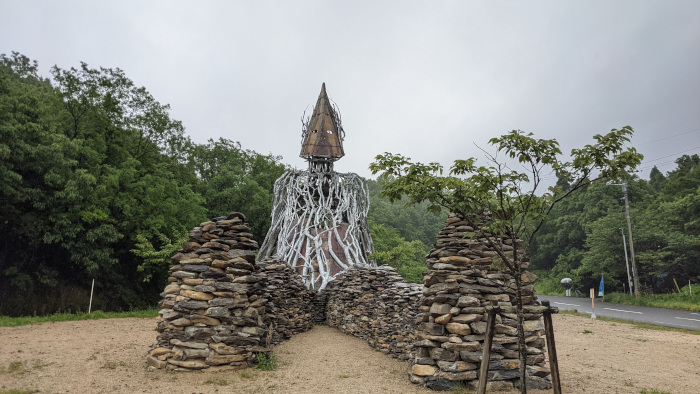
left=325, top=265, right=423, bottom=361
left=410, top=214, right=552, bottom=391
left=147, top=212, right=313, bottom=371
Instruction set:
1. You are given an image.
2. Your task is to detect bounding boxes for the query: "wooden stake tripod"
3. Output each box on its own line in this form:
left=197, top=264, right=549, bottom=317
left=477, top=300, right=561, bottom=394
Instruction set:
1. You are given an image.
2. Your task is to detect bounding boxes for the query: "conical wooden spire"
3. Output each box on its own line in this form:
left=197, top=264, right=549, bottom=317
left=300, top=83, right=345, bottom=161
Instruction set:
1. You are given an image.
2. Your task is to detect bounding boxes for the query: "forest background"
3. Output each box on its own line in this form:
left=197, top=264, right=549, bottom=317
left=1, top=53, right=698, bottom=316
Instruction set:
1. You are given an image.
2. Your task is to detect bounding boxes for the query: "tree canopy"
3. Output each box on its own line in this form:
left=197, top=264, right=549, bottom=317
left=529, top=154, right=700, bottom=294
left=0, top=53, right=285, bottom=315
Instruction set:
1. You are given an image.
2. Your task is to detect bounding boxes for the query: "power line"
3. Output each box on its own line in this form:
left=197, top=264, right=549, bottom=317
left=639, top=146, right=700, bottom=165
left=635, top=128, right=700, bottom=145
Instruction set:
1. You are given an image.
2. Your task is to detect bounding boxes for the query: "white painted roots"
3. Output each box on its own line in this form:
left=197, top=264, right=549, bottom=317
left=260, top=169, right=375, bottom=290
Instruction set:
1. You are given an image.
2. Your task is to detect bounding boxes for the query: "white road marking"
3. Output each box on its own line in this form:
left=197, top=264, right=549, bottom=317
left=691, top=312, right=700, bottom=316
left=653, top=321, right=697, bottom=329
left=603, top=308, right=642, bottom=314
left=554, top=302, right=581, bottom=307
left=675, top=317, right=700, bottom=322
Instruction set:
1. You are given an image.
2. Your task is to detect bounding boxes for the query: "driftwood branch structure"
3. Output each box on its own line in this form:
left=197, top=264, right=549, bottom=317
left=260, top=83, right=375, bottom=290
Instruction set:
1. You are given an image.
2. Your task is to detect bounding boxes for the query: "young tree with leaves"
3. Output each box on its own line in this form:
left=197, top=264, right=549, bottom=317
left=370, top=127, right=642, bottom=392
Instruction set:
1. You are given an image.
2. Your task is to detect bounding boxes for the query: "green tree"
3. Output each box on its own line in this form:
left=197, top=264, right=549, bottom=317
left=0, top=53, right=207, bottom=315
left=649, top=165, right=666, bottom=191
left=370, top=127, right=642, bottom=392
left=188, top=138, right=287, bottom=240
left=368, top=220, right=429, bottom=283
left=367, top=178, right=446, bottom=247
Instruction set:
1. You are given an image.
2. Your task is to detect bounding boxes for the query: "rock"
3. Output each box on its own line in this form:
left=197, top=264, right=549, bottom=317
left=438, top=256, right=472, bottom=265
left=421, top=323, right=445, bottom=336
left=205, top=307, right=231, bottom=318
left=180, top=290, right=214, bottom=301
left=446, top=322, right=471, bottom=335
left=426, top=378, right=456, bottom=391
left=470, top=321, right=488, bottom=335
left=146, top=355, right=167, bottom=368
left=190, top=315, right=220, bottom=326
left=167, top=359, right=208, bottom=369
left=438, top=370, right=478, bottom=381
left=524, top=320, right=544, bottom=332
left=209, top=343, right=242, bottom=355
left=495, top=324, right=518, bottom=336
left=164, top=283, right=180, bottom=294
left=206, top=354, right=246, bottom=365
left=443, top=341, right=481, bottom=351
left=171, top=271, right=197, bottom=279
left=149, top=347, right=172, bottom=357
left=451, top=314, right=481, bottom=324
left=412, top=364, right=437, bottom=376
left=430, top=303, right=452, bottom=315
left=456, top=296, right=479, bottom=307
left=437, top=360, right=477, bottom=372
left=434, top=314, right=452, bottom=324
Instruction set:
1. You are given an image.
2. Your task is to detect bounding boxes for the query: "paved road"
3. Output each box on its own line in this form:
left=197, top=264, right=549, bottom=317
left=538, top=294, right=700, bottom=331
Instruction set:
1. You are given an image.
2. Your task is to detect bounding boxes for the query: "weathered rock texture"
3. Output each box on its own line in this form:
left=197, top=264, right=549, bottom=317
left=325, top=265, right=423, bottom=361
left=148, top=213, right=313, bottom=371
left=257, top=256, right=315, bottom=344
left=410, top=214, right=552, bottom=391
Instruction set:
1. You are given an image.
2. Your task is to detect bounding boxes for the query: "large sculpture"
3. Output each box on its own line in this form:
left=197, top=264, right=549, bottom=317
left=259, top=83, right=375, bottom=290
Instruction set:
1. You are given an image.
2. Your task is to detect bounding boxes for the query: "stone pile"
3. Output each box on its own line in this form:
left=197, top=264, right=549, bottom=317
left=147, top=213, right=271, bottom=371
left=310, top=290, right=329, bottom=324
left=326, top=265, right=423, bottom=361
left=410, top=214, right=551, bottom=391
left=256, top=257, right=314, bottom=345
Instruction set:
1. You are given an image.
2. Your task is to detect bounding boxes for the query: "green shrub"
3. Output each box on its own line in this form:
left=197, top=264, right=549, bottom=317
left=254, top=353, right=278, bottom=371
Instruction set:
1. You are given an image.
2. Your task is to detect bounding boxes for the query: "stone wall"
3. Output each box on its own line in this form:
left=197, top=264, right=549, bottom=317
left=147, top=211, right=553, bottom=391
left=257, top=256, right=315, bottom=345
left=325, top=265, right=423, bottom=361
left=147, top=213, right=313, bottom=371
left=410, top=214, right=552, bottom=391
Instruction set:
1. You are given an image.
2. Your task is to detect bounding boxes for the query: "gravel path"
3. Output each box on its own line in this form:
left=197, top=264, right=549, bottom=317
left=1, top=314, right=698, bottom=393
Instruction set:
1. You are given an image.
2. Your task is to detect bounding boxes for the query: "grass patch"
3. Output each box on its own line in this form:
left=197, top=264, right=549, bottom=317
left=254, top=353, right=277, bottom=371
left=0, top=309, right=159, bottom=327
left=3, top=362, right=28, bottom=375
left=100, top=361, right=126, bottom=370
left=624, top=381, right=634, bottom=387
left=640, top=389, right=670, bottom=394
left=239, top=370, right=258, bottom=379
left=582, top=329, right=593, bottom=334
left=204, top=378, right=229, bottom=386
left=559, top=310, right=700, bottom=335
left=31, top=360, right=52, bottom=370
left=0, top=390, right=40, bottom=394
left=604, top=291, right=700, bottom=312
left=338, top=374, right=350, bottom=378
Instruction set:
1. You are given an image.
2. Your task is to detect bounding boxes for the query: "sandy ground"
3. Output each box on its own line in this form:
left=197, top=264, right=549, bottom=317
left=1, top=314, right=698, bottom=394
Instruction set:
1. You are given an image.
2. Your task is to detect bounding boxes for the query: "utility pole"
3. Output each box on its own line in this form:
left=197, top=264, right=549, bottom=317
left=608, top=182, right=640, bottom=297
left=621, top=229, right=632, bottom=296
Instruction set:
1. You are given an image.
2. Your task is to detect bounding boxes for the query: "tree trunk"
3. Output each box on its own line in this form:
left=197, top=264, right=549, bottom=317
left=515, top=262, right=527, bottom=393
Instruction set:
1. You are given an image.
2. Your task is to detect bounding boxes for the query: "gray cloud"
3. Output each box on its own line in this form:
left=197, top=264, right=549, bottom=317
left=2, top=0, right=698, bottom=179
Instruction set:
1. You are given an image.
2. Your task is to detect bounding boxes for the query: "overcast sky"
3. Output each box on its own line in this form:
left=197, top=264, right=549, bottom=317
left=2, top=0, right=699, bottom=181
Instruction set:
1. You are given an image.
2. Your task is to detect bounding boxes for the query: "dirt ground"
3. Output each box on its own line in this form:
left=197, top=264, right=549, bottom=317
left=1, top=314, right=698, bottom=394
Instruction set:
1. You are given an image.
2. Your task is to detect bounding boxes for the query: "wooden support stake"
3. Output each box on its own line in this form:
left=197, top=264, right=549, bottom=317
left=477, top=300, right=499, bottom=394
left=542, top=300, right=562, bottom=394
left=88, top=278, right=95, bottom=314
